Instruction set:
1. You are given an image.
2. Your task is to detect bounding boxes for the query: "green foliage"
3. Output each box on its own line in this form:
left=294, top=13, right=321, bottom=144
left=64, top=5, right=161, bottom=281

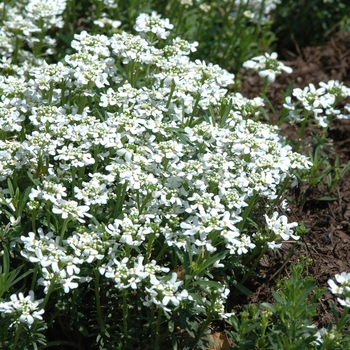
left=273, top=0, right=349, bottom=51
left=226, top=264, right=325, bottom=349
left=0, top=247, right=33, bottom=299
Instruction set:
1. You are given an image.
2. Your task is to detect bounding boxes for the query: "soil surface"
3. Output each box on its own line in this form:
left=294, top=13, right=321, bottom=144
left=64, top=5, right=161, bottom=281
left=240, top=30, right=350, bottom=328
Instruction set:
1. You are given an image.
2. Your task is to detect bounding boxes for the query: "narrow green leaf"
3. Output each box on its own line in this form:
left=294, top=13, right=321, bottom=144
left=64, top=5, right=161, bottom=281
left=196, top=250, right=227, bottom=273
left=234, top=281, right=252, bottom=296
left=7, top=178, right=14, bottom=198
left=192, top=280, right=224, bottom=289
left=271, top=289, right=285, bottom=304
left=2, top=246, right=10, bottom=274
left=340, top=160, right=350, bottom=177
left=318, top=196, right=337, bottom=201
left=261, top=302, right=276, bottom=313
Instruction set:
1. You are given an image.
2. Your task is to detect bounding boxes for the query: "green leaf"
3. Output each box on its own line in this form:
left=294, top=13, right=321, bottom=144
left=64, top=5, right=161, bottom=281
left=78, top=325, right=89, bottom=337
left=192, top=280, right=224, bottom=289
left=0, top=247, right=34, bottom=298
left=27, top=171, right=40, bottom=186
left=188, top=292, right=204, bottom=305
left=261, top=302, right=276, bottom=313
left=168, top=319, right=174, bottom=333
left=340, top=160, right=350, bottom=177
left=271, top=289, right=285, bottom=305
left=318, top=196, right=337, bottom=201
left=165, top=127, right=191, bottom=145
left=173, top=243, right=192, bottom=275
left=195, top=250, right=227, bottom=274
left=7, top=178, right=14, bottom=199
left=57, top=33, right=74, bottom=46
left=219, top=97, right=233, bottom=127
left=234, top=281, right=252, bottom=296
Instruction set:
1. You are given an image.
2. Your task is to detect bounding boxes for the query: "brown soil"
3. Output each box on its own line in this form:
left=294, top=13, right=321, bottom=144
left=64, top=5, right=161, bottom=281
left=240, top=30, right=350, bottom=328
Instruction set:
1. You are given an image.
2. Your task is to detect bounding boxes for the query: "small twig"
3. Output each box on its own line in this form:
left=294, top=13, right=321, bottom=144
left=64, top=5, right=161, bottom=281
left=300, top=236, right=310, bottom=276
left=337, top=188, right=342, bottom=215
left=290, top=32, right=303, bottom=58
left=327, top=202, right=337, bottom=220
left=267, top=243, right=297, bottom=284
left=301, top=235, right=316, bottom=275
left=38, top=340, right=80, bottom=349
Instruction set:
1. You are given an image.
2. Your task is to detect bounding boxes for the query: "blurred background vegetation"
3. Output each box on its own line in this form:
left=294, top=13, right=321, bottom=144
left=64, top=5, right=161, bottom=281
left=57, top=0, right=350, bottom=73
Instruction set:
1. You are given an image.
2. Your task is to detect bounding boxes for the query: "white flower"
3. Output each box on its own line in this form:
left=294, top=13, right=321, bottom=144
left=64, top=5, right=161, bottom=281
left=93, top=13, right=122, bottom=29
left=328, top=279, right=344, bottom=295
left=145, top=273, right=185, bottom=310
left=25, top=0, right=67, bottom=29
left=243, top=52, right=293, bottom=83
left=59, top=271, right=79, bottom=293
left=328, top=272, right=350, bottom=306
left=265, top=212, right=299, bottom=241
left=52, top=199, right=91, bottom=223
left=292, top=83, right=335, bottom=112
left=134, top=12, right=174, bottom=40
left=267, top=241, right=282, bottom=250
left=313, top=327, right=328, bottom=345
left=337, top=297, right=350, bottom=308
left=319, top=80, right=350, bottom=99
left=259, top=69, right=276, bottom=83
left=0, top=291, right=44, bottom=328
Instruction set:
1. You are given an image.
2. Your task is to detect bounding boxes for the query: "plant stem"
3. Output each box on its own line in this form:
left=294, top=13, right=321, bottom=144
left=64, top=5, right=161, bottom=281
left=11, top=322, right=23, bottom=350
left=295, top=112, right=310, bottom=152
left=94, top=264, right=105, bottom=332
left=166, top=79, right=176, bottom=109
left=194, top=308, right=215, bottom=346
left=30, top=266, right=38, bottom=291
left=28, top=278, right=57, bottom=344
left=31, top=209, right=37, bottom=232
left=154, top=307, right=162, bottom=350
left=240, top=245, right=267, bottom=285
left=122, top=289, right=128, bottom=338
left=40, top=278, right=57, bottom=310
left=237, top=193, right=259, bottom=231
left=186, top=94, right=201, bottom=127
left=114, top=183, right=128, bottom=218
left=13, top=36, right=21, bottom=65
left=59, top=218, right=70, bottom=245
left=69, top=0, right=77, bottom=33
left=173, top=5, right=185, bottom=38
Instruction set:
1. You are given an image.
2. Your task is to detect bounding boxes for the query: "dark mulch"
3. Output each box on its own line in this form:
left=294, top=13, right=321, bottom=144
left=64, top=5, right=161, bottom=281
left=239, top=30, right=350, bottom=327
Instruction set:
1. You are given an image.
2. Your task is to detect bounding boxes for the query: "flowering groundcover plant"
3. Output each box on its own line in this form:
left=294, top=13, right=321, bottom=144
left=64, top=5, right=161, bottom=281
left=1, top=1, right=350, bottom=349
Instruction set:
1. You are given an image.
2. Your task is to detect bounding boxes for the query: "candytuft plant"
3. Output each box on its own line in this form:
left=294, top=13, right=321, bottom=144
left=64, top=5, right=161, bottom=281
left=0, top=1, right=350, bottom=349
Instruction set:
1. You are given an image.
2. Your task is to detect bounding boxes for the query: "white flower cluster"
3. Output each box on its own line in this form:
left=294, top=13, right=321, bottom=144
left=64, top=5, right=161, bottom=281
left=265, top=212, right=299, bottom=249
left=233, top=0, right=281, bottom=24
left=243, top=52, right=293, bottom=83
left=25, top=0, right=67, bottom=30
left=143, top=272, right=189, bottom=312
left=0, top=10, right=311, bottom=315
left=313, top=272, right=350, bottom=345
left=134, top=11, right=174, bottom=40
left=101, top=0, right=118, bottom=9
left=287, top=81, right=350, bottom=127
left=0, top=291, right=44, bottom=328
left=328, top=272, right=350, bottom=307
left=93, top=12, right=122, bottom=29
left=0, top=0, right=67, bottom=63
left=20, top=229, right=83, bottom=293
